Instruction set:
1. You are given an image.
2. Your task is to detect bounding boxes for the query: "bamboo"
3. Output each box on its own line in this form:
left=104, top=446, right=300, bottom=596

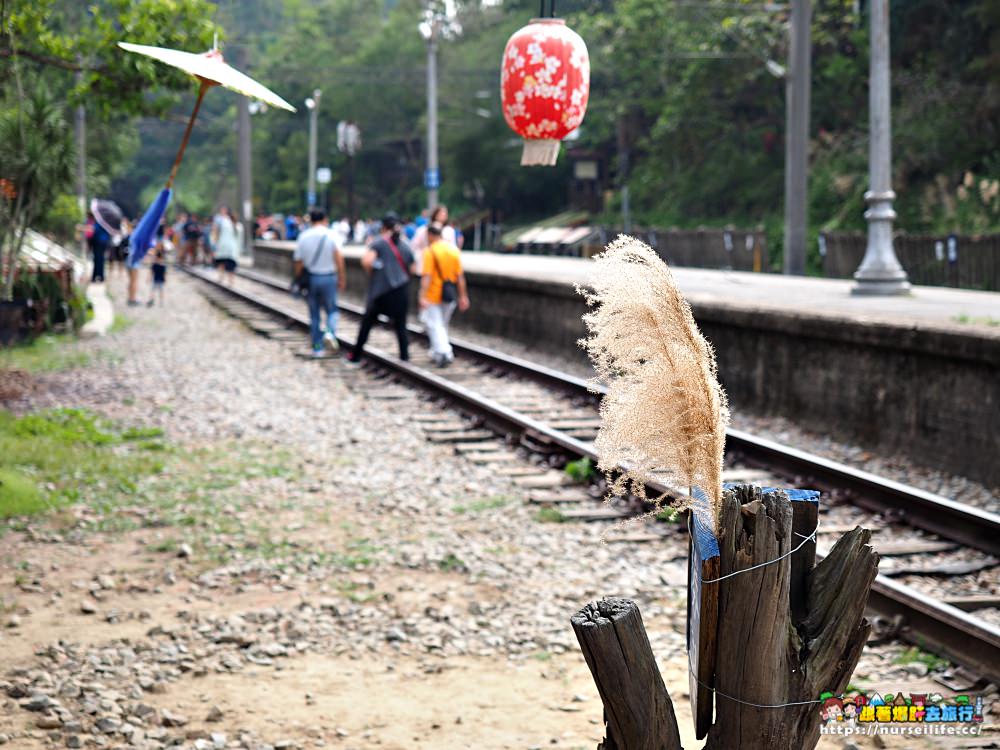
left=165, top=79, right=214, bottom=190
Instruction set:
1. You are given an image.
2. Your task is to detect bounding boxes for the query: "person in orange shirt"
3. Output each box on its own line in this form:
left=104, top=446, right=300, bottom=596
left=419, top=222, right=469, bottom=367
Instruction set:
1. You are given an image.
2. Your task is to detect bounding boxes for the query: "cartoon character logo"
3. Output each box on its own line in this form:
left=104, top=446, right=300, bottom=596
left=821, top=696, right=844, bottom=723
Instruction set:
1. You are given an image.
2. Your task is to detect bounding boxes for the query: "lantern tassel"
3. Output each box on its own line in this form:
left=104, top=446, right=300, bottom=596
left=521, top=139, right=561, bottom=166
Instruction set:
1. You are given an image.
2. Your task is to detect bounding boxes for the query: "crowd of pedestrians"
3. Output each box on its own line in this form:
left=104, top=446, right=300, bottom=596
left=293, top=204, right=469, bottom=368
left=82, top=198, right=470, bottom=368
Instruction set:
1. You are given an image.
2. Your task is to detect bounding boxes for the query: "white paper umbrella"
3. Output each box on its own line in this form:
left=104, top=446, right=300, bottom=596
left=119, top=42, right=295, bottom=114
left=119, top=41, right=295, bottom=263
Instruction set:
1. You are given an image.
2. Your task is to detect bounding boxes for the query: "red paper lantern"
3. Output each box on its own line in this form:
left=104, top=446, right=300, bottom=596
left=501, top=18, right=590, bottom=166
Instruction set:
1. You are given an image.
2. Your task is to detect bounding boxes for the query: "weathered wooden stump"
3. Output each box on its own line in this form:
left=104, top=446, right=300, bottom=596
left=571, top=598, right=682, bottom=750
left=707, top=485, right=878, bottom=749
left=571, top=486, right=879, bottom=750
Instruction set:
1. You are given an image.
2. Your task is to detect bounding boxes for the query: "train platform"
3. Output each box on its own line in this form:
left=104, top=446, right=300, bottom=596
left=254, top=240, right=999, bottom=489
left=338, top=244, right=1000, bottom=334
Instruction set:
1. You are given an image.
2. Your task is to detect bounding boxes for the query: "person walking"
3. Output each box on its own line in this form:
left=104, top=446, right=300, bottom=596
left=410, top=204, right=456, bottom=275
left=147, top=240, right=168, bottom=307
left=87, top=212, right=110, bottom=283
left=180, top=214, right=202, bottom=266
left=419, top=222, right=469, bottom=367
left=294, top=208, right=346, bottom=358
left=211, top=206, right=240, bottom=285
left=346, top=213, right=415, bottom=364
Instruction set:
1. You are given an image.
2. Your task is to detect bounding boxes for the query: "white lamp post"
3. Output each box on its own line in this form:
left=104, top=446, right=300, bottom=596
left=852, top=0, right=909, bottom=295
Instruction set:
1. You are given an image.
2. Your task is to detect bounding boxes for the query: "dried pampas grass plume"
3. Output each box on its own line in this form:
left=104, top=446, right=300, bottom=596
left=579, top=236, right=729, bottom=527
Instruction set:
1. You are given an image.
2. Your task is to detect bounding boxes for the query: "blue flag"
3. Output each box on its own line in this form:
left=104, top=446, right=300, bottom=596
left=128, top=188, right=172, bottom=266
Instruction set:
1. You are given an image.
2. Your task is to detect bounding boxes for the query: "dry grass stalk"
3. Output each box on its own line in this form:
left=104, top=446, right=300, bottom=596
left=579, top=236, right=729, bottom=528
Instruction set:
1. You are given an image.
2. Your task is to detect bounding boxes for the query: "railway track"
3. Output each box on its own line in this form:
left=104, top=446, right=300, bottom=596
left=184, top=264, right=1000, bottom=684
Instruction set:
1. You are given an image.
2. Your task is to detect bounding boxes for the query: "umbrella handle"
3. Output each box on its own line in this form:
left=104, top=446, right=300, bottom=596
left=165, top=79, right=212, bottom=190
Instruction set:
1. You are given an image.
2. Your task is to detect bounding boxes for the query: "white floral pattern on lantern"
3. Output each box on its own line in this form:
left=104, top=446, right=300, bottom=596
left=500, top=18, right=590, bottom=145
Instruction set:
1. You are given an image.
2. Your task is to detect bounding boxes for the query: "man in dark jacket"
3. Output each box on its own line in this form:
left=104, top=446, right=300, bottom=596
left=346, top=213, right=415, bottom=363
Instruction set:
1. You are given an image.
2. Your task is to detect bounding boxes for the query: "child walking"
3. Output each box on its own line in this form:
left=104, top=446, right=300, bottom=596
left=147, top=242, right=167, bottom=307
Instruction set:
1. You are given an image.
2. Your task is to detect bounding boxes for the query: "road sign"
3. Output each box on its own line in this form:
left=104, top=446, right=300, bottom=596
left=424, top=168, right=440, bottom=189
left=307, top=191, right=316, bottom=208
left=316, top=167, right=332, bottom=185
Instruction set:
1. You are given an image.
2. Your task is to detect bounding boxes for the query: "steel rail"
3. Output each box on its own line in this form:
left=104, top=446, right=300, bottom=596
left=189, top=267, right=1000, bottom=682
left=237, top=266, right=1000, bottom=558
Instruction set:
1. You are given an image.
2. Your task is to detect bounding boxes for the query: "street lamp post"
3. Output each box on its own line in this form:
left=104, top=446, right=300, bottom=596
left=236, top=48, right=254, bottom=257
left=305, top=89, right=321, bottom=210
left=419, top=5, right=458, bottom=213
left=426, top=33, right=439, bottom=211
left=852, top=0, right=909, bottom=295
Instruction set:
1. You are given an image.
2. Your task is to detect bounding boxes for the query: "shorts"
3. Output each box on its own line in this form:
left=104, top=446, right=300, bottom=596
left=215, top=258, right=237, bottom=272
left=125, top=255, right=143, bottom=271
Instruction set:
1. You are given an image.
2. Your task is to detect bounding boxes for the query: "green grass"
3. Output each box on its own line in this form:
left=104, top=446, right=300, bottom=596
left=655, top=507, right=681, bottom=523
left=535, top=507, right=565, bottom=523
left=109, top=314, right=132, bottom=333
left=0, top=334, right=91, bottom=373
left=952, top=313, right=1000, bottom=327
left=438, top=552, right=466, bottom=572
left=0, top=408, right=166, bottom=520
left=452, top=495, right=512, bottom=514
left=893, top=646, right=949, bottom=672
left=564, top=456, right=597, bottom=483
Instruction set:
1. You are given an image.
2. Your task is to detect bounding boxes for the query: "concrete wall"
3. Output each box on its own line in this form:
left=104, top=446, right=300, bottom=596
left=253, top=242, right=1000, bottom=488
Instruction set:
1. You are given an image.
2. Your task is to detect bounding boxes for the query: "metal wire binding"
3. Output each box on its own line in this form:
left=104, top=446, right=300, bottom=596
left=690, top=514, right=820, bottom=584
left=688, top=662, right=823, bottom=708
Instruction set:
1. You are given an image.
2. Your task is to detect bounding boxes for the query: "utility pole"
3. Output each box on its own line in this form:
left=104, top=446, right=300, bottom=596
left=75, top=64, right=87, bottom=257
left=236, top=50, right=253, bottom=256
left=617, top=114, right=631, bottom=234
left=425, top=33, right=439, bottom=211
left=306, top=89, right=321, bottom=210
left=851, top=0, right=909, bottom=295
left=783, top=0, right=811, bottom=275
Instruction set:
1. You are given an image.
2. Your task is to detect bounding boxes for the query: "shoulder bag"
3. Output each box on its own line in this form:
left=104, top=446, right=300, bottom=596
left=290, top=233, right=328, bottom=298
left=430, top=247, right=458, bottom=304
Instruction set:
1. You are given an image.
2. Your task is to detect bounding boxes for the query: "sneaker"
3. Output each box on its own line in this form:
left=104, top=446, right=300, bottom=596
left=311, top=349, right=325, bottom=359
left=323, top=330, right=339, bottom=351
left=343, top=353, right=362, bottom=368
left=146, top=299, right=154, bottom=308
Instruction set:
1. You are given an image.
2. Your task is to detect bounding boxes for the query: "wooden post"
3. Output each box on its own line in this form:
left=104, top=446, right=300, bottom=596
left=571, top=598, right=682, bottom=750
left=706, top=485, right=878, bottom=749
left=572, top=486, right=877, bottom=750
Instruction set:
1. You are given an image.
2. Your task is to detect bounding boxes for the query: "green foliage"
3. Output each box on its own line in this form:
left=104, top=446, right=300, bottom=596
left=0, top=408, right=166, bottom=520
left=3, top=0, right=220, bottom=118
left=452, top=494, right=512, bottom=514
left=0, top=82, right=75, bottom=298
left=535, top=507, right=565, bottom=523
left=893, top=645, right=948, bottom=672
left=11, top=269, right=86, bottom=332
left=0, top=333, right=90, bottom=372
left=11, top=0, right=1000, bottom=251
left=564, top=456, right=597, bottom=482
left=571, top=0, right=1000, bottom=249
left=438, top=552, right=466, bottom=572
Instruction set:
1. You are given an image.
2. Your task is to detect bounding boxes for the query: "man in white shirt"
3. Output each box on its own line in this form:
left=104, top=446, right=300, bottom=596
left=294, top=209, right=347, bottom=357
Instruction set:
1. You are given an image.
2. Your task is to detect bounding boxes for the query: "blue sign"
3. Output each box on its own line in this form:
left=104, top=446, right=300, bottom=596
left=307, top=190, right=316, bottom=208
left=424, top=169, right=440, bottom=189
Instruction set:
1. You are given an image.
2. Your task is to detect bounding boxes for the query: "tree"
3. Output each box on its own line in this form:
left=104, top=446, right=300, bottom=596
left=2, top=0, right=220, bottom=118
left=0, top=82, right=74, bottom=300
